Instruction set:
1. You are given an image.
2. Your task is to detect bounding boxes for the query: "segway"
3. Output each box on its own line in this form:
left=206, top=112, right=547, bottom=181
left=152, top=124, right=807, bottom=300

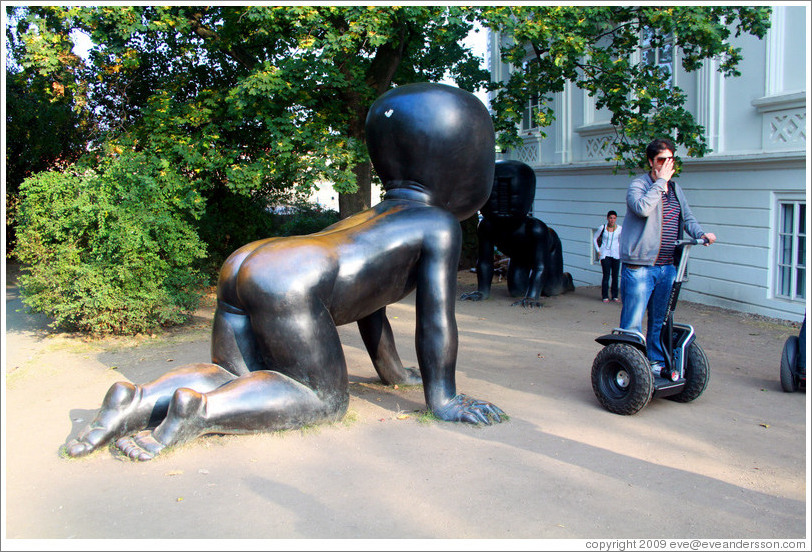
left=780, top=314, right=806, bottom=393
left=591, top=238, right=710, bottom=415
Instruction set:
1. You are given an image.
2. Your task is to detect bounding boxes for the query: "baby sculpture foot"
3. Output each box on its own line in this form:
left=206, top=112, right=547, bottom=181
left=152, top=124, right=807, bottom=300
left=66, top=382, right=145, bottom=457
left=433, top=393, right=506, bottom=425
left=115, top=387, right=207, bottom=461
left=115, top=431, right=166, bottom=462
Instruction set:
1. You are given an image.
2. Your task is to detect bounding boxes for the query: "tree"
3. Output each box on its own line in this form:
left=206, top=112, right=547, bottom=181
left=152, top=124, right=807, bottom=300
left=7, top=5, right=490, bottom=219
left=5, top=7, right=96, bottom=253
left=480, top=5, right=771, bottom=171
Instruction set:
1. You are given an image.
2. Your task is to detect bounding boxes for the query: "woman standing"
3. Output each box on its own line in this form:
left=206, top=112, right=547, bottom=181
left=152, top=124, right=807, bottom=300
left=593, top=210, right=622, bottom=302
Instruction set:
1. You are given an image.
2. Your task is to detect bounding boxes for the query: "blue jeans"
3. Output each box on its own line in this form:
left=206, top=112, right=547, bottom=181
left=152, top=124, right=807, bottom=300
left=619, top=264, right=677, bottom=364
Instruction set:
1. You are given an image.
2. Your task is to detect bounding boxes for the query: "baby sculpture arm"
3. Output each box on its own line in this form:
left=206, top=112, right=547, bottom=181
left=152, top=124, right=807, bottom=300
left=460, top=218, right=495, bottom=302
left=418, top=214, right=505, bottom=424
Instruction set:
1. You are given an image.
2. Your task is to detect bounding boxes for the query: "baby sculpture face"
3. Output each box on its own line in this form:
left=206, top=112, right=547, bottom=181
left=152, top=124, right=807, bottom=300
left=480, top=160, right=536, bottom=224
left=365, top=83, right=495, bottom=220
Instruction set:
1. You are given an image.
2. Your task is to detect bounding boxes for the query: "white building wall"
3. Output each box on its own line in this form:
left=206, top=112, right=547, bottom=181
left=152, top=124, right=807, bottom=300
left=493, top=5, right=808, bottom=323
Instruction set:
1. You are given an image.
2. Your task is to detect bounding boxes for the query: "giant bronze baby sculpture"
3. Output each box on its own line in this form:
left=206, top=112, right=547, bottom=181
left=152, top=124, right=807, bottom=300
left=65, top=83, right=506, bottom=461
left=461, top=159, right=574, bottom=308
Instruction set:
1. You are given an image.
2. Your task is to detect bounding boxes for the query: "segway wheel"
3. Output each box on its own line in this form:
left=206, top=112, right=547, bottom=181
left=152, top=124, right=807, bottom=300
left=780, top=335, right=800, bottom=393
left=669, top=341, right=710, bottom=403
left=592, top=343, right=653, bottom=415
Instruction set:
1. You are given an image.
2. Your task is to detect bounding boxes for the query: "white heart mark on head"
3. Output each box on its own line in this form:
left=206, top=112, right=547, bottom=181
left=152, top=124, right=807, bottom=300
left=385, top=109, right=394, bottom=118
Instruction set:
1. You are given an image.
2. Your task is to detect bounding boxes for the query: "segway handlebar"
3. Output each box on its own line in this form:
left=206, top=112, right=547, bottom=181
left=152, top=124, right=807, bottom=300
left=674, top=237, right=709, bottom=248
left=673, top=238, right=708, bottom=283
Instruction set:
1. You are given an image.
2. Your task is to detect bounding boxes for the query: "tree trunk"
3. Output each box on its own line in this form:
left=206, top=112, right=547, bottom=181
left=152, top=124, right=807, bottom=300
left=339, top=161, right=373, bottom=219
left=337, top=19, right=411, bottom=219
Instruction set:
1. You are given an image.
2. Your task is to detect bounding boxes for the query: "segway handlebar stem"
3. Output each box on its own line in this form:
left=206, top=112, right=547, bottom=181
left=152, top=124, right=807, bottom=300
left=673, top=238, right=708, bottom=283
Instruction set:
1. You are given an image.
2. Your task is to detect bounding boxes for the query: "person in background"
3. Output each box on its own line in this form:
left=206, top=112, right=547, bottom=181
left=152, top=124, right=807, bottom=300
left=618, top=138, right=716, bottom=375
left=593, top=210, right=622, bottom=303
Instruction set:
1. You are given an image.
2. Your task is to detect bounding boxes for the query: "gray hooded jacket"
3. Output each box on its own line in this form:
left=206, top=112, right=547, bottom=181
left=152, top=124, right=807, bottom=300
left=619, top=173, right=705, bottom=266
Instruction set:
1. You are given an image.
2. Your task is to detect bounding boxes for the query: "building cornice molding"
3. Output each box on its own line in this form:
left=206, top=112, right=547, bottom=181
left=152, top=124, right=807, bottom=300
left=573, top=121, right=615, bottom=136
left=521, top=150, right=807, bottom=176
left=751, top=90, right=806, bottom=113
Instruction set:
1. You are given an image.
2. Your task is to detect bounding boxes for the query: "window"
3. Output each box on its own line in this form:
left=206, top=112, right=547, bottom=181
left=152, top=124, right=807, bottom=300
left=775, top=199, right=806, bottom=301
left=521, top=94, right=540, bottom=131
left=641, top=27, right=674, bottom=89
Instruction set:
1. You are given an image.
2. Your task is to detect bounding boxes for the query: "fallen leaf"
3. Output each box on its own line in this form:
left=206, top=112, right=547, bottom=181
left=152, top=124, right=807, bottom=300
left=176, top=497, right=184, bottom=502
left=397, top=414, right=410, bottom=420
left=165, top=470, right=183, bottom=476
left=759, top=423, right=770, bottom=428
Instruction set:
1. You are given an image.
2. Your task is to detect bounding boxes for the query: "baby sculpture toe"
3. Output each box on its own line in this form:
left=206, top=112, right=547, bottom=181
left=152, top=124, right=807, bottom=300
left=433, top=394, right=506, bottom=425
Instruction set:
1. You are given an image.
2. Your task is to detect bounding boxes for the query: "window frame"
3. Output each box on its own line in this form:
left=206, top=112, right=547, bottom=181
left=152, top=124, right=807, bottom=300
left=640, top=27, right=676, bottom=92
left=772, top=193, right=806, bottom=302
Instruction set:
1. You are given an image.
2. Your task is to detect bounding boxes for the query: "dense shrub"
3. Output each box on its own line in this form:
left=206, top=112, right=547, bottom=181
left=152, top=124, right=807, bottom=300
left=14, top=151, right=208, bottom=335
left=276, top=203, right=340, bottom=237
left=195, top=188, right=281, bottom=277
left=196, top=192, right=340, bottom=278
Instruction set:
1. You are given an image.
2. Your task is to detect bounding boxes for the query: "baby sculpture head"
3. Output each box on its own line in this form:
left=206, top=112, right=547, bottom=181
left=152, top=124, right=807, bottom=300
left=480, top=159, right=536, bottom=225
left=365, top=83, right=495, bottom=221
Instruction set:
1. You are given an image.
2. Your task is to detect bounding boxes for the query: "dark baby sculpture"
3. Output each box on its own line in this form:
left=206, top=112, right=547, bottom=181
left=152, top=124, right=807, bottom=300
left=460, top=159, right=574, bottom=308
left=65, top=82, right=505, bottom=461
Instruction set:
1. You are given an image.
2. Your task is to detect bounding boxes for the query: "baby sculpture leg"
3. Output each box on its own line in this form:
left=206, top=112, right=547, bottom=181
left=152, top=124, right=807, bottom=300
left=114, top=246, right=350, bottom=461
left=65, top=363, right=236, bottom=457
left=358, top=308, right=422, bottom=386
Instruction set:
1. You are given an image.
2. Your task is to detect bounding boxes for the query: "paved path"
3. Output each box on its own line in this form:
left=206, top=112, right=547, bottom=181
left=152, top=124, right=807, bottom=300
left=3, top=270, right=808, bottom=544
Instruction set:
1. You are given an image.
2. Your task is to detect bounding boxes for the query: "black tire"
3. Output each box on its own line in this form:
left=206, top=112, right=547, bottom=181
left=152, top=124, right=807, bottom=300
left=780, top=336, right=800, bottom=393
left=592, top=343, right=653, bottom=415
left=669, top=341, right=710, bottom=403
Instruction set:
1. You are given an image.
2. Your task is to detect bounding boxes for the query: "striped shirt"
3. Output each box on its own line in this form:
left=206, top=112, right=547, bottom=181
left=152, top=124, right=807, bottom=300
left=655, top=185, right=680, bottom=265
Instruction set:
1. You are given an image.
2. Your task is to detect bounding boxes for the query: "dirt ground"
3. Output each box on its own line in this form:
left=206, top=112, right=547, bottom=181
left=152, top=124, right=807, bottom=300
left=2, top=266, right=809, bottom=547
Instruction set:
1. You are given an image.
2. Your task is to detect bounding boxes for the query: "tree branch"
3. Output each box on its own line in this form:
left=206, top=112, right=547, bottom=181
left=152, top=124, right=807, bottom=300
left=186, top=10, right=257, bottom=71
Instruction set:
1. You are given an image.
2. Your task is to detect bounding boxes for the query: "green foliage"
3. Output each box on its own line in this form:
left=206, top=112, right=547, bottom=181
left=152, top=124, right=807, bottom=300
left=195, top=192, right=339, bottom=277
left=276, top=203, right=340, bottom=238
left=7, top=5, right=490, bottom=217
left=481, top=5, right=771, bottom=172
left=14, top=151, right=208, bottom=335
left=194, top=188, right=281, bottom=277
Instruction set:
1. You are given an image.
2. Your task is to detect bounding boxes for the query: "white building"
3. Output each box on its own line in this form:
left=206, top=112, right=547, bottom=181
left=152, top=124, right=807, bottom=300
left=487, top=5, right=808, bottom=322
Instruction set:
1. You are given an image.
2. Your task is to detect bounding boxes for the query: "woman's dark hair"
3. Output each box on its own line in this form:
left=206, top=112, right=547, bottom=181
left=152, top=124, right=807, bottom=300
left=646, top=138, right=676, bottom=161
left=607, top=210, right=617, bottom=218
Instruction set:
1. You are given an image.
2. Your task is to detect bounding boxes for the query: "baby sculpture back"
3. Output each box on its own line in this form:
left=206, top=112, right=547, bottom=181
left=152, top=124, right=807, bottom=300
left=65, top=82, right=505, bottom=462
